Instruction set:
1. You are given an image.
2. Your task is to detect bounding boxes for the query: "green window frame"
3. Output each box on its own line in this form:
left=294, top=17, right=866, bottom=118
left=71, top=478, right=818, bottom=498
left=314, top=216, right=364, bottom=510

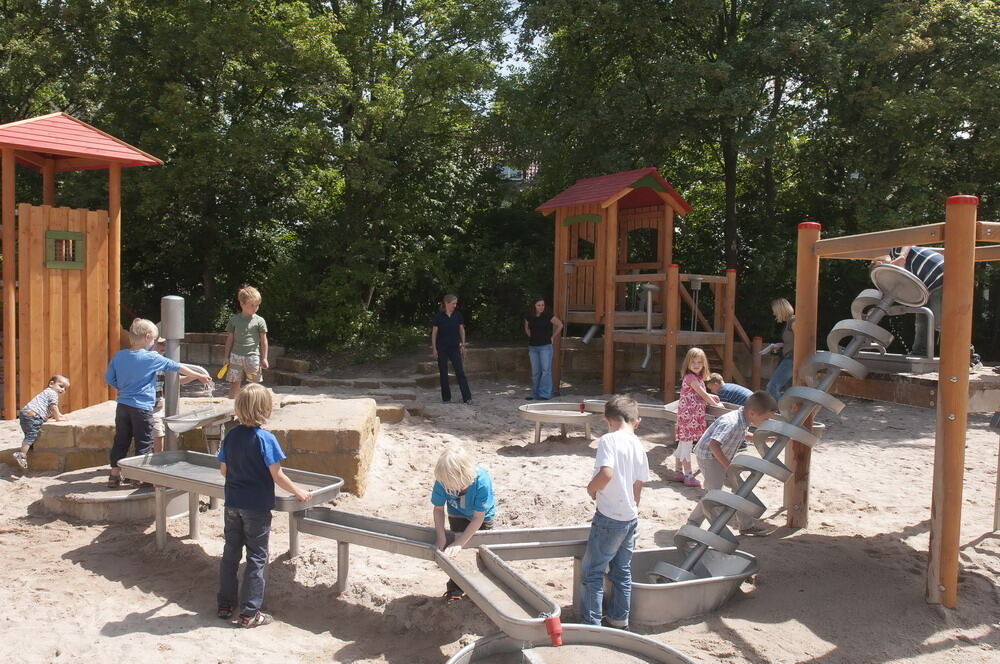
left=45, top=230, right=86, bottom=269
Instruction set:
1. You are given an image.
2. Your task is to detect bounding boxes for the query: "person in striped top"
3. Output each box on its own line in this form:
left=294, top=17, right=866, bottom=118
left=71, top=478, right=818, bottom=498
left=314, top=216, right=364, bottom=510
left=13, top=375, right=70, bottom=470
left=875, top=246, right=943, bottom=356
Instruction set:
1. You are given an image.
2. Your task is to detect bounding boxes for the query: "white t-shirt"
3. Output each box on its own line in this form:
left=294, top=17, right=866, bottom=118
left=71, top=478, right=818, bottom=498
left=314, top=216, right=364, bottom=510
left=592, top=429, right=651, bottom=521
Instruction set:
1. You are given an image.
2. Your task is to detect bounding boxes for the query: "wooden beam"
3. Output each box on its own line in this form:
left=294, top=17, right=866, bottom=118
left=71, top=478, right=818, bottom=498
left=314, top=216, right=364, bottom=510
left=975, top=221, right=1000, bottom=242
left=927, top=195, right=978, bottom=608
left=600, top=187, right=633, bottom=209
left=552, top=210, right=567, bottom=392
left=2, top=148, right=16, bottom=418
left=54, top=157, right=108, bottom=171
left=722, top=269, right=737, bottom=381
left=974, top=245, right=1000, bottom=262
left=786, top=222, right=821, bottom=528
left=13, top=150, right=46, bottom=169
left=614, top=272, right=666, bottom=283
left=614, top=331, right=667, bottom=345
left=679, top=273, right=728, bottom=284
left=108, top=163, right=121, bottom=395
left=675, top=331, right=727, bottom=346
left=663, top=264, right=680, bottom=401
left=42, top=159, right=56, bottom=205
left=663, top=206, right=674, bottom=266
left=602, top=203, right=618, bottom=394
left=813, top=223, right=944, bottom=257
left=751, top=337, right=763, bottom=390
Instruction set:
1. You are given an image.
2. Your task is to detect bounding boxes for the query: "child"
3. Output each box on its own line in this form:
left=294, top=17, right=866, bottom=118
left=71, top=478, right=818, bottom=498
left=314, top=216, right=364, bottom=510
left=431, top=445, right=496, bottom=601
left=151, top=337, right=201, bottom=453
left=217, top=383, right=311, bottom=628
left=671, top=347, right=720, bottom=488
left=686, top=390, right=778, bottom=536
left=13, top=375, right=70, bottom=469
left=706, top=373, right=752, bottom=406
left=105, top=319, right=211, bottom=488
left=580, top=395, right=650, bottom=629
left=223, top=285, right=269, bottom=399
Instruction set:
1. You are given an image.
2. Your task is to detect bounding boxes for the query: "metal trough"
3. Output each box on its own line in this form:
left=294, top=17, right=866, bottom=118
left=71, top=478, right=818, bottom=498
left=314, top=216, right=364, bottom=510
left=163, top=404, right=234, bottom=434
left=518, top=402, right=600, bottom=443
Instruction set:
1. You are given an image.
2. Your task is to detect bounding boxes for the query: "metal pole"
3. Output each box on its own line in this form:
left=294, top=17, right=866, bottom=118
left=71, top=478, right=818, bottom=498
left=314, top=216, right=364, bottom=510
left=161, top=296, right=185, bottom=450
left=337, top=541, right=350, bottom=592
left=188, top=492, right=200, bottom=540
left=289, top=512, right=300, bottom=557
left=155, top=486, right=167, bottom=550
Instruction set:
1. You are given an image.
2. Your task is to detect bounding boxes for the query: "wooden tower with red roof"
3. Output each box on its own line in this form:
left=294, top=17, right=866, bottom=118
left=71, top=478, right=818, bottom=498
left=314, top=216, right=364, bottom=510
left=537, top=167, right=754, bottom=398
left=0, top=113, right=162, bottom=418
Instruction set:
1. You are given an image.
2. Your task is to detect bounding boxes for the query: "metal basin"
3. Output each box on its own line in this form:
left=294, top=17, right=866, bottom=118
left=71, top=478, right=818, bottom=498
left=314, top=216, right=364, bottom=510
left=163, top=405, right=234, bottom=433
left=518, top=402, right=599, bottom=423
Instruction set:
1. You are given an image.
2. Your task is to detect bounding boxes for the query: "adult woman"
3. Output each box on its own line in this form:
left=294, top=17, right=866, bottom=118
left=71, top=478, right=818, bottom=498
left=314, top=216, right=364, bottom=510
left=766, top=298, right=795, bottom=400
left=523, top=297, right=563, bottom=400
left=431, top=294, right=472, bottom=404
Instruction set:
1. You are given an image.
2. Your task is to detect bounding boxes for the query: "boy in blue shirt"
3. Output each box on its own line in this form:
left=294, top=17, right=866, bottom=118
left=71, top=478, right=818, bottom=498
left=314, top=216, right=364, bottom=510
left=105, top=319, right=211, bottom=488
left=431, top=445, right=496, bottom=601
left=706, top=373, right=752, bottom=406
left=217, top=383, right=310, bottom=628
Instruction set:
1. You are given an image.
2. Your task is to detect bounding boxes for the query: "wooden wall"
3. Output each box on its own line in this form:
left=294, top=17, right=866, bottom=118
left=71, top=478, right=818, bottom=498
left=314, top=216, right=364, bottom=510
left=17, top=204, right=110, bottom=412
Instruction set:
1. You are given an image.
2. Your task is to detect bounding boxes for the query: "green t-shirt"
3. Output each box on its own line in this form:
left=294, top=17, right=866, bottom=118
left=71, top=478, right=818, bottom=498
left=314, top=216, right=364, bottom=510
left=226, top=313, right=268, bottom=356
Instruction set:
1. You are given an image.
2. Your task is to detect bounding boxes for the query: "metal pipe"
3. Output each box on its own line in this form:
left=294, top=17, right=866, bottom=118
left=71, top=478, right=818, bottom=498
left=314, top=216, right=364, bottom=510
left=161, top=295, right=185, bottom=451
left=641, top=283, right=660, bottom=369
left=581, top=324, right=600, bottom=344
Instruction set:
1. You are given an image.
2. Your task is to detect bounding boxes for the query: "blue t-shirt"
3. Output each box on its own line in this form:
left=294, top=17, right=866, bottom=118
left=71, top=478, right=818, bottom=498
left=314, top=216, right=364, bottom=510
left=432, top=310, right=465, bottom=350
left=718, top=383, right=752, bottom=406
left=104, top=350, right=181, bottom=411
left=430, top=466, right=496, bottom=521
left=217, top=425, right=286, bottom=512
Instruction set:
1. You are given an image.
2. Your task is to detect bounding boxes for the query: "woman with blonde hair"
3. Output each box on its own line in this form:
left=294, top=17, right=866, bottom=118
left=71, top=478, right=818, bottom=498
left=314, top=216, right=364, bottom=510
left=766, top=298, right=795, bottom=400
left=430, top=294, right=472, bottom=404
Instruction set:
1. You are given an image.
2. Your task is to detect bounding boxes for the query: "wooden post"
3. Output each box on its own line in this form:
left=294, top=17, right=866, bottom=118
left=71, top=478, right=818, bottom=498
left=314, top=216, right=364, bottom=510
left=722, top=269, right=737, bottom=381
left=785, top=222, right=821, bottom=528
left=108, top=163, right=121, bottom=394
left=42, top=159, right=56, bottom=206
left=658, top=205, right=672, bottom=323
left=927, top=195, right=978, bottom=607
left=602, top=203, right=618, bottom=394
left=751, top=336, right=763, bottom=390
left=662, top=264, right=680, bottom=400
left=1, top=148, right=16, bottom=419
left=552, top=212, right=567, bottom=391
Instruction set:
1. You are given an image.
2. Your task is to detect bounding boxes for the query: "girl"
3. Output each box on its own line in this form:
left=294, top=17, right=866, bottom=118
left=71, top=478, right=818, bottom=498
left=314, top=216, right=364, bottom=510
left=765, top=298, right=795, bottom=400
left=523, top=297, right=563, bottom=400
left=672, top=347, right=720, bottom=487
left=431, top=294, right=472, bottom=404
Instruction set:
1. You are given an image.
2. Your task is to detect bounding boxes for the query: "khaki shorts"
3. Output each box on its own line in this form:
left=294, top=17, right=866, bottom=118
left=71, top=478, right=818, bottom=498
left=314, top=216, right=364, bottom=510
left=226, top=353, right=262, bottom=383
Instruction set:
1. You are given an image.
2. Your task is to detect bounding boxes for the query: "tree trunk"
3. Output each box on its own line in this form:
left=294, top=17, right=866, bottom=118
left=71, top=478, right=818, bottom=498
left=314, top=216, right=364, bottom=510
left=721, top=124, right=739, bottom=269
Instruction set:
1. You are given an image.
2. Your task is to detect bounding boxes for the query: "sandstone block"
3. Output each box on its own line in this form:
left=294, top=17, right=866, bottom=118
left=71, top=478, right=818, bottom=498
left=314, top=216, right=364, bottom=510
left=461, top=348, right=495, bottom=373
left=64, top=451, right=110, bottom=472
left=376, top=403, right=405, bottom=424
left=209, top=344, right=228, bottom=366
left=352, top=379, right=381, bottom=389
left=186, top=343, right=211, bottom=365
left=416, top=362, right=437, bottom=375
left=27, top=451, right=62, bottom=472
left=33, top=423, right=75, bottom=450
left=75, top=423, right=116, bottom=449
left=275, top=357, right=311, bottom=373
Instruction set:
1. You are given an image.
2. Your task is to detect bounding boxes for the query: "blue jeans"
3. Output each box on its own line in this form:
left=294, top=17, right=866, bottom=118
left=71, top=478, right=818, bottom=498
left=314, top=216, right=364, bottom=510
left=218, top=507, right=272, bottom=616
left=579, top=511, right=637, bottom=626
left=766, top=355, right=793, bottom=401
left=528, top=344, right=554, bottom=398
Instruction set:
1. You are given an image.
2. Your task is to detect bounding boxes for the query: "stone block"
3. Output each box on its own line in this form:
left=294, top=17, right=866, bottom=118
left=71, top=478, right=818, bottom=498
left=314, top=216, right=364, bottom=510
left=209, top=344, right=228, bottom=366
left=494, top=347, right=522, bottom=374
left=268, top=344, right=286, bottom=362
left=382, top=377, right=417, bottom=388
left=301, top=376, right=338, bottom=388
left=567, top=348, right=603, bottom=373
left=63, top=451, right=110, bottom=472
left=33, top=422, right=76, bottom=450
left=376, top=403, right=405, bottom=424
left=415, top=373, right=439, bottom=389
left=461, top=348, right=496, bottom=373
left=264, top=369, right=300, bottom=386
left=179, top=429, right=207, bottom=451
left=275, top=357, right=311, bottom=373
left=416, top=361, right=437, bottom=375
left=186, top=343, right=211, bottom=365
left=75, top=422, right=116, bottom=449
left=27, top=451, right=62, bottom=472
left=352, top=379, right=381, bottom=389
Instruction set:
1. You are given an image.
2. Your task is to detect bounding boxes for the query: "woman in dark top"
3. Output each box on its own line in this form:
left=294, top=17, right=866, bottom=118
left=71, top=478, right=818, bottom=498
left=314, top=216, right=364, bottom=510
left=431, top=294, right=472, bottom=404
left=523, top=297, right=563, bottom=400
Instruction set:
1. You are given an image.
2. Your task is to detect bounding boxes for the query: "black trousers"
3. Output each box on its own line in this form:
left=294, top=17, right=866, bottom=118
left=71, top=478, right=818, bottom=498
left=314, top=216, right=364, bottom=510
left=437, top=346, right=472, bottom=402
left=445, top=515, right=493, bottom=594
left=109, top=403, right=155, bottom=468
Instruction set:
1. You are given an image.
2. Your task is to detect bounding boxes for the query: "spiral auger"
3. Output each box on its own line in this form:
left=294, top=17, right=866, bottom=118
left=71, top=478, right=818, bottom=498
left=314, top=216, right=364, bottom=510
left=651, top=264, right=930, bottom=583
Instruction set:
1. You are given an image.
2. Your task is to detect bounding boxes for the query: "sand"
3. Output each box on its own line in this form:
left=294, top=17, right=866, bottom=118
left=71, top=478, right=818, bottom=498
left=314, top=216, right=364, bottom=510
left=1, top=379, right=998, bottom=663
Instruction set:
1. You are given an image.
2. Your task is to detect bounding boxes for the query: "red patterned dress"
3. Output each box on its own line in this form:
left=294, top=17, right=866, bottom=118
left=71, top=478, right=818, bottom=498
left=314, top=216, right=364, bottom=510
left=676, top=372, right=708, bottom=442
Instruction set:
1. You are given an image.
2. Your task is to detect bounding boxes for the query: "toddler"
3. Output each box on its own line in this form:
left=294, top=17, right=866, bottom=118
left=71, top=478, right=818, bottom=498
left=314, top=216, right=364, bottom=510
left=13, top=375, right=70, bottom=469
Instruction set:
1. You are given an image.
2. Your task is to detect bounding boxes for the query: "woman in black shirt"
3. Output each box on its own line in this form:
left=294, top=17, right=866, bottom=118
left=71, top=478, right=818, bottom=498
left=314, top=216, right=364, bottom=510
left=431, top=294, right=472, bottom=404
left=523, top=297, right=563, bottom=400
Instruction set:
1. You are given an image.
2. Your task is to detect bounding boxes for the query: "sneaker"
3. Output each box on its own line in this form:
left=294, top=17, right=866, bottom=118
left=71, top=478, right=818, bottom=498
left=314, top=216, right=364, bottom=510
left=217, top=605, right=234, bottom=620
left=666, top=470, right=686, bottom=483
left=739, top=523, right=777, bottom=537
left=237, top=611, right=273, bottom=628
left=525, top=396, right=536, bottom=401
left=12, top=451, right=27, bottom=469
left=463, top=399, right=473, bottom=405
left=602, top=617, right=628, bottom=630
left=107, top=475, right=124, bottom=489
left=442, top=589, right=465, bottom=604
left=683, top=475, right=702, bottom=488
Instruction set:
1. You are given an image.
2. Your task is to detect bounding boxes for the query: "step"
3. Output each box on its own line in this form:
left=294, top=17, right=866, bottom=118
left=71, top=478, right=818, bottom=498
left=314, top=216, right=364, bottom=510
left=274, top=356, right=311, bottom=373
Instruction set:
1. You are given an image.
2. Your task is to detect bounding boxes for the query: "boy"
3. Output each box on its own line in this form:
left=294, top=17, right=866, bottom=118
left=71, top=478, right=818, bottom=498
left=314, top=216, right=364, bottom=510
left=13, top=375, right=70, bottom=469
left=706, top=373, right=752, bottom=406
left=872, top=246, right=943, bottom=356
left=430, top=445, right=497, bottom=601
left=686, top=390, right=778, bottom=536
left=580, top=395, right=650, bottom=629
left=105, top=319, right=211, bottom=488
left=151, top=336, right=201, bottom=452
left=217, top=383, right=310, bottom=628
left=223, top=285, right=269, bottom=399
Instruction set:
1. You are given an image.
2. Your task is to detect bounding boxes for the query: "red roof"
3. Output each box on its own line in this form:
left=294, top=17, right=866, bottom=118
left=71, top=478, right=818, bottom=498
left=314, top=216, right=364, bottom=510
left=0, top=112, right=161, bottom=172
left=536, top=167, right=692, bottom=215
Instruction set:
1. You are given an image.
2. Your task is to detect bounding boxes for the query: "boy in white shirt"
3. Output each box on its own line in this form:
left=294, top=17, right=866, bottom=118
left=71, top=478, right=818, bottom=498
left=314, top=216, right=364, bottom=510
left=580, top=395, right=650, bottom=629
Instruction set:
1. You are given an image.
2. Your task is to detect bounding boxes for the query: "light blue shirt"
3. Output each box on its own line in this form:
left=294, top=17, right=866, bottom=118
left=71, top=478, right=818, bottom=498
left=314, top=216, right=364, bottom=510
left=104, top=349, right=181, bottom=411
left=431, top=466, right=497, bottom=521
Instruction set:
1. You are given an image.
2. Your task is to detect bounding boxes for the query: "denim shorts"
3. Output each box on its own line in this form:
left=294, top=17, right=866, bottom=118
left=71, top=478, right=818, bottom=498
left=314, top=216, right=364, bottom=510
left=19, top=410, right=46, bottom=446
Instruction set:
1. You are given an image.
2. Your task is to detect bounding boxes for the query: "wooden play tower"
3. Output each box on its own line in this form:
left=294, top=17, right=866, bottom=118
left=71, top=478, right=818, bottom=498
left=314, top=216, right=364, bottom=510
left=0, top=112, right=162, bottom=419
left=537, top=167, right=757, bottom=398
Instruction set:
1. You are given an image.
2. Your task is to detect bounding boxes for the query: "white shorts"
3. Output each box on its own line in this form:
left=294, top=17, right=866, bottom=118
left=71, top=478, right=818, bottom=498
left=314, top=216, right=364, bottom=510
left=226, top=353, right=262, bottom=383
left=152, top=400, right=165, bottom=438
left=674, top=440, right=694, bottom=462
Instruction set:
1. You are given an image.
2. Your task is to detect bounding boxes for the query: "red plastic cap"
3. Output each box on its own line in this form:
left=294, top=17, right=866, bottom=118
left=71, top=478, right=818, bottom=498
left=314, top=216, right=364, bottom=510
left=669, top=264, right=680, bottom=268
left=726, top=268, right=736, bottom=273
left=947, top=195, right=979, bottom=206
left=753, top=336, right=763, bottom=341
left=798, top=222, right=822, bottom=229
left=545, top=616, right=563, bottom=647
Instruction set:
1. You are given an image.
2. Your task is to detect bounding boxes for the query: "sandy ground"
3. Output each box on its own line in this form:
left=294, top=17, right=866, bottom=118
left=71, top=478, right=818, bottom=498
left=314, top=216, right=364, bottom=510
left=1, top=377, right=998, bottom=664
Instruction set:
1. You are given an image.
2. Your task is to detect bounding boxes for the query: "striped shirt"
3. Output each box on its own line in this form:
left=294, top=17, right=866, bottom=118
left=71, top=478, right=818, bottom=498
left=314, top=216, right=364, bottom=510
left=694, top=407, right=748, bottom=460
left=22, top=387, right=59, bottom=419
left=890, top=246, right=943, bottom=292
left=718, top=383, right=752, bottom=406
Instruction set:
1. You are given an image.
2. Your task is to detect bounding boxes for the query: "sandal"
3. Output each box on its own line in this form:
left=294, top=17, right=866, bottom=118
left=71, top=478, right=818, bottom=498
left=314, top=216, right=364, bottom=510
left=107, top=475, right=124, bottom=489
left=217, top=605, right=234, bottom=619
left=442, top=589, right=465, bottom=604
left=237, top=611, right=273, bottom=628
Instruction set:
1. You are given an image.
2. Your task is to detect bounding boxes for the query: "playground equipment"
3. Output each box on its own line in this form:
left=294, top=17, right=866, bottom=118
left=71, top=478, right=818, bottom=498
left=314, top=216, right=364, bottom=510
left=536, top=167, right=761, bottom=399
left=446, top=627, right=695, bottom=663
left=517, top=402, right=599, bottom=443
left=117, top=450, right=343, bottom=553
left=652, top=262, right=927, bottom=584
left=0, top=112, right=162, bottom=419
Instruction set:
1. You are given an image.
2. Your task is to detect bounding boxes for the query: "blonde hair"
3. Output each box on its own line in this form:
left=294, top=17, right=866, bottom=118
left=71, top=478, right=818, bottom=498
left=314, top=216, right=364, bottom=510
left=771, top=298, right=794, bottom=323
left=235, top=383, right=273, bottom=427
left=604, top=395, right=639, bottom=424
left=128, top=318, right=158, bottom=345
left=680, top=347, right=711, bottom=380
left=238, top=285, right=262, bottom=305
left=440, top=293, right=458, bottom=312
left=706, top=372, right=724, bottom=387
left=434, top=445, right=477, bottom=492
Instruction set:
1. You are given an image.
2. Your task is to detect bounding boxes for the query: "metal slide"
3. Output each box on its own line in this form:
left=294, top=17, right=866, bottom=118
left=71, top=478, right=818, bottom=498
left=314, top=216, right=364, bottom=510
left=653, top=263, right=930, bottom=583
